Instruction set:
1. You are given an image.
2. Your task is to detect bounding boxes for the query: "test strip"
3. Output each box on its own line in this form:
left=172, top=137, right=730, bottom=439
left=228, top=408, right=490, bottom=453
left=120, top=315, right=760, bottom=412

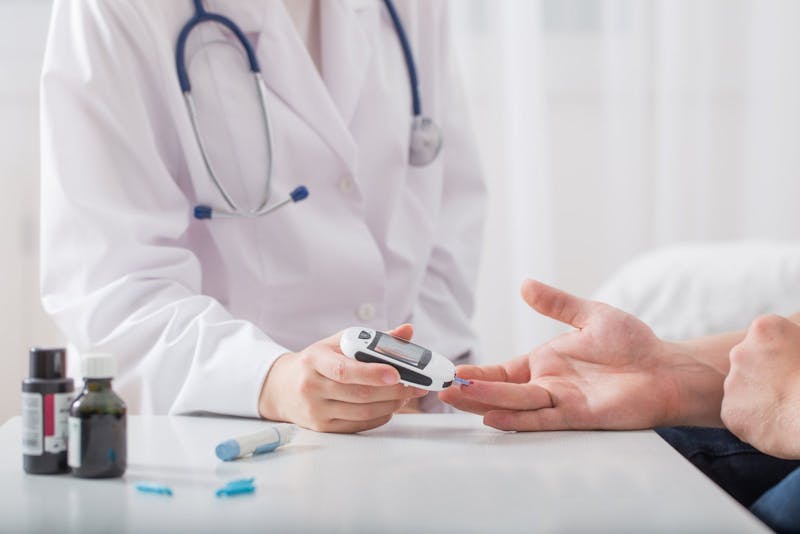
left=135, top=482, right=174, bottom=496
left=453, top=377, right=472, bottom=386
left=215, top=478, right=256, bottom=498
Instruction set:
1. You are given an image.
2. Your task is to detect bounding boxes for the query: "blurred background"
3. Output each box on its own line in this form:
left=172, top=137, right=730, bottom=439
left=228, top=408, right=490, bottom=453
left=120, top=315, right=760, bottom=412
left=2, top=0, right=800, bottom=423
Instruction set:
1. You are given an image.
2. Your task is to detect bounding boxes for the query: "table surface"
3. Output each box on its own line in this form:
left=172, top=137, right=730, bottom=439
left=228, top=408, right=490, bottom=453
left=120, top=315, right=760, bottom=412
left=0, top=414, right=768, bottom=533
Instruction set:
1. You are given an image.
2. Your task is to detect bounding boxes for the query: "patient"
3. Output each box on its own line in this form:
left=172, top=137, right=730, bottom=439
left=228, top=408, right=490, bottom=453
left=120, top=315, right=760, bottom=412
left=440, top=279, right=800, bottom=532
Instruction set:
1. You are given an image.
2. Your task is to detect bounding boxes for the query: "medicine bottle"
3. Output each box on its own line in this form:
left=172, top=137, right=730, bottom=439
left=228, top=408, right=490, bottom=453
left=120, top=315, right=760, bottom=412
left=21, top=348, right=74, bottom=474
left=68, top=353, right=127, bottom=478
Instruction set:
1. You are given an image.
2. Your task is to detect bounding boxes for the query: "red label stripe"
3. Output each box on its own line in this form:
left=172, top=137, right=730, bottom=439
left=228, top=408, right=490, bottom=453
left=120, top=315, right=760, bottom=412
left=44, top=394, right=55, bottom=436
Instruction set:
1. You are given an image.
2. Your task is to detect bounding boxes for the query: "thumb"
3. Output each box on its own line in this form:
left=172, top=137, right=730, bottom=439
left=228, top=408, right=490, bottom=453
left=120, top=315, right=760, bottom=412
left=520, top=279, right=594, bottom=329
left=386, top=323, right=414, bottom=341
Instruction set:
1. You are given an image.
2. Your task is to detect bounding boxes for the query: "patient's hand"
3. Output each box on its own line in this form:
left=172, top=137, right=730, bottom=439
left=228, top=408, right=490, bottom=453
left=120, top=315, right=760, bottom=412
left=722, top=315, right=800, bottom=459
left=439, top=280, right=717, bottom=431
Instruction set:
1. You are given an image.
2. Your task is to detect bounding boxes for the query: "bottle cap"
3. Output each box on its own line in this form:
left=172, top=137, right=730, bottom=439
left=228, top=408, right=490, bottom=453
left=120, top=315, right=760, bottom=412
left=28, top=348, right=68, bottom=379
left=81, top=353, right=117, bottom=379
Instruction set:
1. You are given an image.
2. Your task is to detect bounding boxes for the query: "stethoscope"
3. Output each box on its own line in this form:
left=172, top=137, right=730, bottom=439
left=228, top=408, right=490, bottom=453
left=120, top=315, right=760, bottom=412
left=176, top=0, right=443, bottom=221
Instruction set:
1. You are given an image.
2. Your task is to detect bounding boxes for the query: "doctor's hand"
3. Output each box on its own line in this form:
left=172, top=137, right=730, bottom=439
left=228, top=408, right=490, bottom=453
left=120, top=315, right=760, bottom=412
left=439, top=280, right=716, bottom=431
left=721, top=314, right=800, bottom=459
left=258, top=324, right=427, bottom=433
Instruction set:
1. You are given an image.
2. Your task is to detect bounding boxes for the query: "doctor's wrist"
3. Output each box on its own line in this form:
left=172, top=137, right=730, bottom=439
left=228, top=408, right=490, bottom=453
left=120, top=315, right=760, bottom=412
left=258, top=351, right=298, bottom=421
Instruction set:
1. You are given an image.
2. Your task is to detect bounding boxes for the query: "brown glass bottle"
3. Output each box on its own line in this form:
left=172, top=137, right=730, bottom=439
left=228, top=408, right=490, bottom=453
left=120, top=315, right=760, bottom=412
left=68, top=354, right=126, bottom=478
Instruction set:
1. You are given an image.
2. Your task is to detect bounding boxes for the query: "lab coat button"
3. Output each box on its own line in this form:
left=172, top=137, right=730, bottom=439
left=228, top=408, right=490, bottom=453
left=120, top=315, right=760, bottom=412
left=338, top=176, right=354, bottom=194
left=357, top=303, right=375, bottom=322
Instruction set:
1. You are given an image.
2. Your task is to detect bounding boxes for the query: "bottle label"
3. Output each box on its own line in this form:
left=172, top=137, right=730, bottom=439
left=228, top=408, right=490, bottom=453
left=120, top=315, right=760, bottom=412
left=68, top=417, right=81, bottom=468
left=21, top=392, right=42, bottom=455
left=44, top=392, right=73, bottom=454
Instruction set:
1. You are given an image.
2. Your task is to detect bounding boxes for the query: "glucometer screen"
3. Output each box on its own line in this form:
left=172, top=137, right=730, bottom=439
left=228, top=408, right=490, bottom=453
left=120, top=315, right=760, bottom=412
left=373, top=333, right=429, bottom=369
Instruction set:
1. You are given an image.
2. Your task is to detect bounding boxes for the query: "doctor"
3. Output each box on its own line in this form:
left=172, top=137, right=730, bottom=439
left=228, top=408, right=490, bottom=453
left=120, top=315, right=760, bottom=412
left=40, top=0, right=485, bottom=432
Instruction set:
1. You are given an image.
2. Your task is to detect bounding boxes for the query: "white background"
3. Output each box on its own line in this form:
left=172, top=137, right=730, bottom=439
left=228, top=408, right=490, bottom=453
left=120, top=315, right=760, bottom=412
left=2, top=0, right=800, bottom=423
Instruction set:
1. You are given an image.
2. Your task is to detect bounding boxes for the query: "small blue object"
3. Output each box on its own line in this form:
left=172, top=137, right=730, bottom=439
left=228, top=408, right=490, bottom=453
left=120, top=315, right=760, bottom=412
left=215, top=440, right=241, bottom=462
left=453, top=377, right=471, bottom=386
left=215, top=478, right=256, bottom=498
left=224, top=478, right=255, bottom=490
left=194, top=205, right=213, bottom=220
left=290, top=185, right=309, bottom=203
left=216, top=485, right=255, bottom=497
left=135, top=482, right=174, bottom=496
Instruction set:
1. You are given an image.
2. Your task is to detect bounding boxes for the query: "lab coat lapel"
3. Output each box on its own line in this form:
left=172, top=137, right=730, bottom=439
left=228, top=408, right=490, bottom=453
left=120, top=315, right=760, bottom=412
left=257, top=1, right=364, bottom=172
left=319, top=1, right=373, bottom=127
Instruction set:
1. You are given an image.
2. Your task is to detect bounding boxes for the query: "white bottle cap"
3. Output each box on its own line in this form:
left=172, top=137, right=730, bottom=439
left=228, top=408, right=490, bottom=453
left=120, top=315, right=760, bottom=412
left=81, top=353, right=117, bottom=379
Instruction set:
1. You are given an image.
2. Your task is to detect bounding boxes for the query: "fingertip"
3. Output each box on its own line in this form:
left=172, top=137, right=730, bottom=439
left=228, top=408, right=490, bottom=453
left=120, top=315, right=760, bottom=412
left=520, top=277, right=539, bottom=296
left=520, top=278, right=548, bottom=308
left=457, top=380, right=482, bottom=396
left=388, top=323, right=414, bottom=341
left=453, top=364, right=483, bottom=379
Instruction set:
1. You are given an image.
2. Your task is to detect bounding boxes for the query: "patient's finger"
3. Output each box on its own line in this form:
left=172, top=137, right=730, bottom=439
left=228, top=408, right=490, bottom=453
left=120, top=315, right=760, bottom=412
left=459, top=380, right=553, bottom=411
left=484, top=408, right=569, bottom=432
left=454, top=364, right=507, bottom=382
left=438, top=388, right=497, bottom=415
left=521, top=279, right=599, bottom=330
left=456, top=356, right=530, bottom=384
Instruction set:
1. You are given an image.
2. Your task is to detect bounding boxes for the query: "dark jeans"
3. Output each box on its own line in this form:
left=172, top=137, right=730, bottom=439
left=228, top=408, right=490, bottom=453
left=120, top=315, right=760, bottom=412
left=657, top=426, right=800, bottom=533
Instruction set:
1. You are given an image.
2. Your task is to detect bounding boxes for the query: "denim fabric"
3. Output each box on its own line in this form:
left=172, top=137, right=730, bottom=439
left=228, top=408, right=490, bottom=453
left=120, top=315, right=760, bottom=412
left=751, top=466, right=800, bottom=533
left=656, top=426, right=800, bottom=532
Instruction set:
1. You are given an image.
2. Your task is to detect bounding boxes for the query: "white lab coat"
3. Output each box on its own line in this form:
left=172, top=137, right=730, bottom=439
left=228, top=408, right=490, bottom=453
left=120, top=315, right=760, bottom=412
left=40, top=0, right=485, bottom=417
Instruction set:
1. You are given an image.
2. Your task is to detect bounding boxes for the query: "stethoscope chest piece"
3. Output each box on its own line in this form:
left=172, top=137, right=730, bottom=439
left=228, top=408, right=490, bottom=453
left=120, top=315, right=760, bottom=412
left=409, top=115, right=443, bottom=167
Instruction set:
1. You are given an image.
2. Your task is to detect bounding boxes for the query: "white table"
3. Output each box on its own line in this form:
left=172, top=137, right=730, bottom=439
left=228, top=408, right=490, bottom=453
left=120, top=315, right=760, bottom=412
left=0, top=414, right=768, bottom=533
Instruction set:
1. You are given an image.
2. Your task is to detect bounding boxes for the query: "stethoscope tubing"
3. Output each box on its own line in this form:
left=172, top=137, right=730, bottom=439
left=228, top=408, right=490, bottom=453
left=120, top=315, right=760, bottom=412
left=177, top=0, right=277, bottom=214
left=381, top=0, right=421, bottom=117
left=176, top=0, right=261, bottom=92
left=179, top=0, right=436, bottom=220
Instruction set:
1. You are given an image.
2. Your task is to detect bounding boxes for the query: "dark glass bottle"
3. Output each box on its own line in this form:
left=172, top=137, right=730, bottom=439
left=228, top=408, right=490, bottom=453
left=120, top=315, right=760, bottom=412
left=22, top=348, right=74, bottom=474
left=68, top=354, right=126, bottom=478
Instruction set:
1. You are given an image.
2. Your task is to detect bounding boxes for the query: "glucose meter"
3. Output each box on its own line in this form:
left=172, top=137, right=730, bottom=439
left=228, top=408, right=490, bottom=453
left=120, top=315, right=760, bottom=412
left=340, top=327, right=467, bottom=391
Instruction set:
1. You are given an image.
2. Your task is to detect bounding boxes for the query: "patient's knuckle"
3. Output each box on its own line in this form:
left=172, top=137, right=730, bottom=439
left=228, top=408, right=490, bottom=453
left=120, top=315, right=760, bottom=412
left=750, top=315, right=783, bottom=339
left=722, top=372, right=736, bottom=393
left=728, top=345, right=747, bottom=366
